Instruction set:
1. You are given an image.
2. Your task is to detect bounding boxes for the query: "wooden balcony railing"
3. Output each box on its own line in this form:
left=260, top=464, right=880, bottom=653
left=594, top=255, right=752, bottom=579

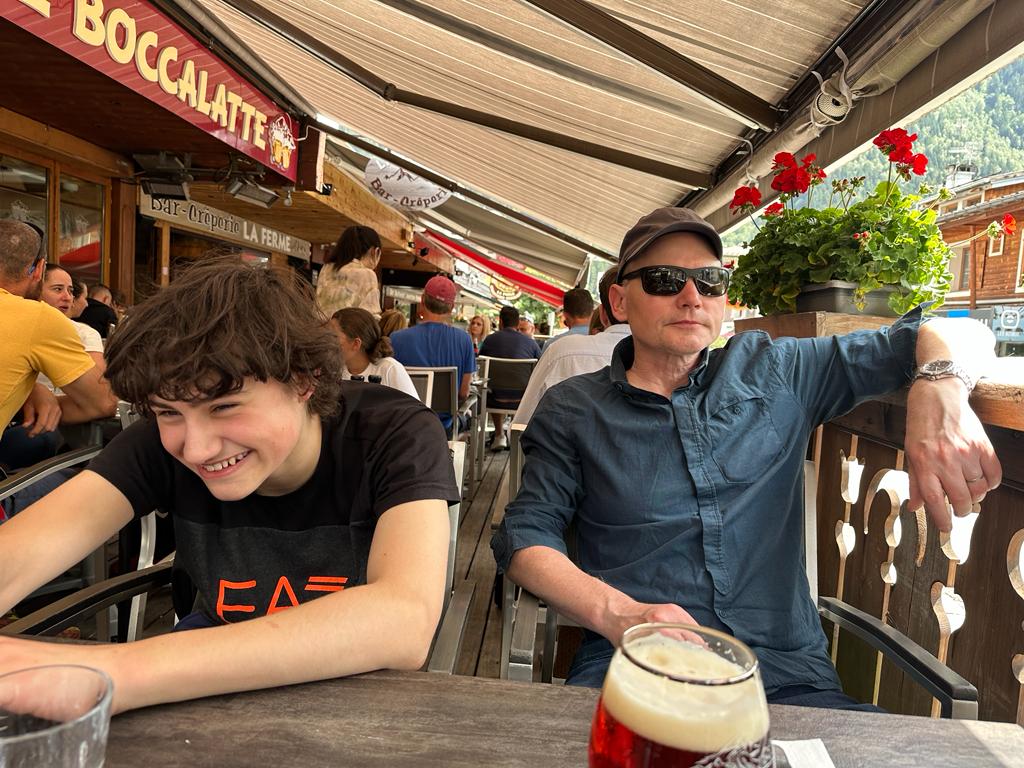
left=737, top=312, right=1024, bottom=722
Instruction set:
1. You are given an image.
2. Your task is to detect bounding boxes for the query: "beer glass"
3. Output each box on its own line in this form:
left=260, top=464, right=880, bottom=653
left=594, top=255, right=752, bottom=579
left=0, top=665, right=113, bottom=768
left=589, top=623, right=772, bottom=768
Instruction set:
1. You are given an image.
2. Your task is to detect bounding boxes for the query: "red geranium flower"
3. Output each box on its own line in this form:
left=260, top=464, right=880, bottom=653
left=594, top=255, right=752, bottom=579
left=910, top=153, right=928, bottom=176
left=771, top=166, right=812, bottom=195
left=801, top=153, right=817, bottom=168
left=764, top=202, right=785, bottom=217
left=729, top=184, right=762, bottom=212
left=874, top=128, right=918, bottom=163
left=1003, top=214, right=1017, bottom=235
left=772, top=152, right=797, bottom=171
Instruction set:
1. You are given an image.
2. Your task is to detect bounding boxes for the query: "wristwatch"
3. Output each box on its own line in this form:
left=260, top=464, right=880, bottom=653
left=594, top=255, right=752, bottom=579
left=911, top=359, right=977, bottom=392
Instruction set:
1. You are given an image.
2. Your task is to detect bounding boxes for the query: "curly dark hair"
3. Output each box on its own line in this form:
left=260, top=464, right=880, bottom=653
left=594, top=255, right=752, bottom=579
left=105, top=256, right=343, bottom=418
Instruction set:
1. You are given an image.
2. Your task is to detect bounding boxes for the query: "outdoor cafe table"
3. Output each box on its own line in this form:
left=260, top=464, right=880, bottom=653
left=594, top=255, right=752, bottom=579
left=104, top=670, right=1024, bottom=767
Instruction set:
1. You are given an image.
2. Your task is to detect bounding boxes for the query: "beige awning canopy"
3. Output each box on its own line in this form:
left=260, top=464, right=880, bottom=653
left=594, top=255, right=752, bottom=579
left=180, top=0, right=1023, bottom=282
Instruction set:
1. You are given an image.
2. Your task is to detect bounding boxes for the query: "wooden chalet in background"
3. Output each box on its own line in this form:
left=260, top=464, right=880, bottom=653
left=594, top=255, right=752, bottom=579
left=935, top=170, right=1024, bottom=356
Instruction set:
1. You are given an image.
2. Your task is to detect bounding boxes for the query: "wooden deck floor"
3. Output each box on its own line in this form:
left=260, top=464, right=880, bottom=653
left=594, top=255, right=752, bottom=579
left=138, top=447, right=514, bottom=677
left=452, top=447, right=510, bottom=678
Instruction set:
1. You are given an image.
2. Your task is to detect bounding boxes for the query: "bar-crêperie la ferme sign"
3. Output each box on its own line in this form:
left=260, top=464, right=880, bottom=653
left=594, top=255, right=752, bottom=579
left=2, top=0, right=299, bottom=182
left=140, top=192, right=311, bottom=260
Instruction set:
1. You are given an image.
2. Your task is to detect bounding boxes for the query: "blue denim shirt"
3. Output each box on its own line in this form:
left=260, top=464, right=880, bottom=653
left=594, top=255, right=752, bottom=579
left=492, top=309, right=923, bottom=694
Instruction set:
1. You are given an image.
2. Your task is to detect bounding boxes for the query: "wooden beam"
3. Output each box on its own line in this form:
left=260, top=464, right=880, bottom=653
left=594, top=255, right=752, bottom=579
left=0, top=107, right=131, bottom=178
left=156, top=222, right=171, bottom=287
left=522, top=0, right=777, bottom=131
left=315, top=162, right=410, bottom=250
left=109, top=180, right=136, bottom=303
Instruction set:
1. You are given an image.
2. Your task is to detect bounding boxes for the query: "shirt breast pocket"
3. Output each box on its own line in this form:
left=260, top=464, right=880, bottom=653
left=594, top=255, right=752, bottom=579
left=707, top=396, right=783, bottom=484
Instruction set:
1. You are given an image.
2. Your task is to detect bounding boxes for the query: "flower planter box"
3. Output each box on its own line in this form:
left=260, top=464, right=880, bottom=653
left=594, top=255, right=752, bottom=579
left=734, top=312, right=893, bottom=340
left=794, top=281, right=898, bottom=317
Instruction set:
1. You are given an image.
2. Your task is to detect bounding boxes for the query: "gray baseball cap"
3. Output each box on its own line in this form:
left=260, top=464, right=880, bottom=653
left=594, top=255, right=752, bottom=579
left=616, top=207, right=723, bottom=281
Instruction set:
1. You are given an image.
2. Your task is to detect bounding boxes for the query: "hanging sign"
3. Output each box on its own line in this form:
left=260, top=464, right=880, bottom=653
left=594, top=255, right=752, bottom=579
left=489, top=275, right=521, bottom=303
left=140, top=191, right=310, bottom=260
left=364, top=158, right=450, bottom=210
left=2, top=0, right=299, bottom=181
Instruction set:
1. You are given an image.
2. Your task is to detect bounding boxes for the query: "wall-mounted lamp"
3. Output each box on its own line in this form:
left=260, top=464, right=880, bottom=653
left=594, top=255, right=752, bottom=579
left=225, top=178, right=279, bottom=208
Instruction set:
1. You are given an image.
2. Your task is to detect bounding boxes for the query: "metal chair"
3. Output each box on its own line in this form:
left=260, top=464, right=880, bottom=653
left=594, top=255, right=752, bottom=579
left=406, top=369, right=435, bottom=406
left=501, top=459, right=980, bottom=718
left=475, top=357, right=536, bottom=469
left=406, top=366, right=479, bottom=497
left=0, top=445, right=111, bottom=637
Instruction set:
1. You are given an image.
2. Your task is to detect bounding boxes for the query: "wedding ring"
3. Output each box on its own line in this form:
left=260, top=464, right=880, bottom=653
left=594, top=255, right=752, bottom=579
left=965, top=474, right=985, bottom=484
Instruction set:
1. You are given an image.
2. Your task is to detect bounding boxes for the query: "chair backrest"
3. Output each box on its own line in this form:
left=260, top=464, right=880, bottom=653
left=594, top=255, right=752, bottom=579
left=479, top=357, right=537, bottom=391
left=445, top=441, right=466, bottom=607
left=803, top=459, right=818, bottom=603
left=405, top=366, right=458, bottom=440
left=509, top=422, right=527, bottom=502
left=407, top=370, right=435, bottom=405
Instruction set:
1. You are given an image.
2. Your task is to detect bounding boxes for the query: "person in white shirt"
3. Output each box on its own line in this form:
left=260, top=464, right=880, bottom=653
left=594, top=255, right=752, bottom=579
left=39, top=266, right=105, bottom=370
left=514, top=268, right=630, bottom=424
left=331, top=307, right=420, bottom=401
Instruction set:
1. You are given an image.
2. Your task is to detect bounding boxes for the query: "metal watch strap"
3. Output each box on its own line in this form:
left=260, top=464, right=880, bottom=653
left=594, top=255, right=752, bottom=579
left=911, top=360, right=976, bottom=392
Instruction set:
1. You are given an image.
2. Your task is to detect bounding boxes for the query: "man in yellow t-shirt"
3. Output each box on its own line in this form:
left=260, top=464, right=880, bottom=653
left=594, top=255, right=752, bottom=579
left=0, top=220, right=117, bottom=440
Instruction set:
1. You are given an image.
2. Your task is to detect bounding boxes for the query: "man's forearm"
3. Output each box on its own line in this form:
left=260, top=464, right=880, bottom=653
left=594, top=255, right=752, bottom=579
left=56, top=390, right=117, bottom=423
left=916, top=317, right=997, bottom=380
left=507, top=546, right=644, bottom=644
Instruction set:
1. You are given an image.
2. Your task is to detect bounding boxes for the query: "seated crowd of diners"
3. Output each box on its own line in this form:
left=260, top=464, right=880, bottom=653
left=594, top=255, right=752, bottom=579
left=0, top=210, right=1001, bottom=719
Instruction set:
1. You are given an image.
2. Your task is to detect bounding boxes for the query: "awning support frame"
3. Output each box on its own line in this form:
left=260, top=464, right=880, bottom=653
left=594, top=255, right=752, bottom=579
left=218, top=0, right=711, bottom=187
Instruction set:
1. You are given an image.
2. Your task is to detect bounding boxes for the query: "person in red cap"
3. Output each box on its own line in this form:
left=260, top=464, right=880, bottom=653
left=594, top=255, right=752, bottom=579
left=390, top=275, right=477, bottom=434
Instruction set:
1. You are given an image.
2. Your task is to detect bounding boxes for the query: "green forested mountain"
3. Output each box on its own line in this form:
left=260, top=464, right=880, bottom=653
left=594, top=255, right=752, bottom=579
left=722, top=55, right=1024, bottom=247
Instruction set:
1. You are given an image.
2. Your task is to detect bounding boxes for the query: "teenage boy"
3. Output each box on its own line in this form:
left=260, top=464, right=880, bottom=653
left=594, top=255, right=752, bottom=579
left=0, top=259, right=458, bottom=714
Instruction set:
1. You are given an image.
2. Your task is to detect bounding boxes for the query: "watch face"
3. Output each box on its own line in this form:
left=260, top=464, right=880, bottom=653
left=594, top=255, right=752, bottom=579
left=922, top=360, right=954, bottom=375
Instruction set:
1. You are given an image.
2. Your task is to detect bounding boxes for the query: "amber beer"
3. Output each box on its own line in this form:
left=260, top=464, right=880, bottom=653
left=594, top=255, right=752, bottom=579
left=588, top=624, right=772, bottom=768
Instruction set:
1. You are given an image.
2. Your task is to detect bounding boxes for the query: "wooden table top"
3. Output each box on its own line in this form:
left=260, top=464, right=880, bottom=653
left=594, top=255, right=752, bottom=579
left=105, top=670, right=1024, bottom=767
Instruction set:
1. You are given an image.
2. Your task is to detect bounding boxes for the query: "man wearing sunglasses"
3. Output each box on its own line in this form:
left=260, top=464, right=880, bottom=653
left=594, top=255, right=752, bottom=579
left=492, top=206, right=998, bottom=710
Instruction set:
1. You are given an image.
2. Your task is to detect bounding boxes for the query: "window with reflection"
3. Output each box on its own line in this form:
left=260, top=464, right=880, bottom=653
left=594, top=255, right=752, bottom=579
left=949, top=244, right=972, bottom=293
left=58, top=174, right=104, bottom=286
left=0, top=155, right=49, bottom=237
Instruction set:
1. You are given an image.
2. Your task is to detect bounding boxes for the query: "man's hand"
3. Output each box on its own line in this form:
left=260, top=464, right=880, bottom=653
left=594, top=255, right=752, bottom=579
left=603, top=599, right=698, bottom=646
left=905, top=378, right=1001, bottom=533
left=20, top=384, right=62, bottom=437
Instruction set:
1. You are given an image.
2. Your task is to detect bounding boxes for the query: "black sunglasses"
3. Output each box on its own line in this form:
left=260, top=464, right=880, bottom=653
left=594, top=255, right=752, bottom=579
left=619, top=265, right=731, bottom=297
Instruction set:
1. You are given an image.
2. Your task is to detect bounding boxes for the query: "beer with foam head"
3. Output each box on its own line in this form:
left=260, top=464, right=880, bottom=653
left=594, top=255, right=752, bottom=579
left=588, top=624, right=772, bottom=767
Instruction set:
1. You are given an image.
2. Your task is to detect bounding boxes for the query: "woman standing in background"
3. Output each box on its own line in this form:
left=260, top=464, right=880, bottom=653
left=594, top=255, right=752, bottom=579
left=316, top=226, right=383, bottom=317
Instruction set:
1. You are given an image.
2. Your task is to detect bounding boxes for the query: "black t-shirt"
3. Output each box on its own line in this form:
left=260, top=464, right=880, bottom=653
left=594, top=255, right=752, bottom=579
left=78, top=298, right=118, bottom=339
left=88, top=382, right=458, bottom=623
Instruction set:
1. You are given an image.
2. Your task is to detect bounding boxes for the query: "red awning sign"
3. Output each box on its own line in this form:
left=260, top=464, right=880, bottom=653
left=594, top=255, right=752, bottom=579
left=2, top=0, right=299, bottom=181
left=424, top=230, right=565, bottom=308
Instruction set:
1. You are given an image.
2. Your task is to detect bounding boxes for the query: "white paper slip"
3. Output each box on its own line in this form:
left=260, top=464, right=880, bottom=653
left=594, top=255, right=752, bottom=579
left=772, top=738, right=837, bottom=768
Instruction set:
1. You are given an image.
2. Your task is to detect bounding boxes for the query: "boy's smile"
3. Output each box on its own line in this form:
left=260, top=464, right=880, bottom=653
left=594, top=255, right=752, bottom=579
left=150, top=379, right=321, bottom=500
